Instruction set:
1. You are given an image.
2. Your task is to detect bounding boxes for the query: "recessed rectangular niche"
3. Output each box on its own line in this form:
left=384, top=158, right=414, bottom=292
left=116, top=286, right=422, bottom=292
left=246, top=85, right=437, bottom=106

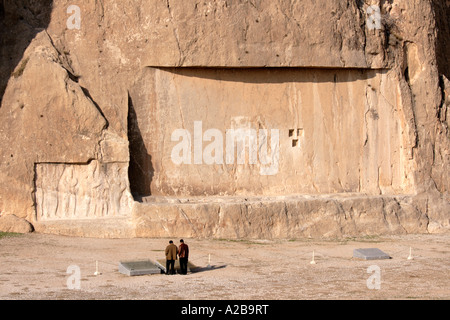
left=128, top=67, right=413, bottom=198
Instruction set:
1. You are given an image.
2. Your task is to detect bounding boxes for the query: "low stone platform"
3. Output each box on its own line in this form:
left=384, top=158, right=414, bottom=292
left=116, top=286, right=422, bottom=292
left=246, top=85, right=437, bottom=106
left=119, top=260, right=165, bottom=276
left=33, top=217, right=136, bottom=238
left=133, top=194, right=437, bottom=239
left=30, top=193, right=448, bottom=239
left=353, top=248, right=391, bottom=260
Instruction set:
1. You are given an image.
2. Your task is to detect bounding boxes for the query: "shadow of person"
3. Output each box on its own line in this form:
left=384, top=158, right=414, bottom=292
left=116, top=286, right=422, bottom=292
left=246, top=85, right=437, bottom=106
left=190, top=265, right=228, bottom=274
left=0, top=0, right=53, bottom=106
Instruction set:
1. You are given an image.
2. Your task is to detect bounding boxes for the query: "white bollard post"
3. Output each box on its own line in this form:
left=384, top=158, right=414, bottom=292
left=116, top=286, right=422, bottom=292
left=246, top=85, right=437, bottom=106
left=310, top=251, right=316, bottom=265
left=407, top=247, right=414, bottom=260
left=94, top=260, right=102, bottom=276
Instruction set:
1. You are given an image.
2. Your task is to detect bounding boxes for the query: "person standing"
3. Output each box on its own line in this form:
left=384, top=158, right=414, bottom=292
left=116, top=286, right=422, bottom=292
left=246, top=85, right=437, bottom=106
left=165, top=240, right=178, bottom=275
left=178, top=239, right=189, bottom=275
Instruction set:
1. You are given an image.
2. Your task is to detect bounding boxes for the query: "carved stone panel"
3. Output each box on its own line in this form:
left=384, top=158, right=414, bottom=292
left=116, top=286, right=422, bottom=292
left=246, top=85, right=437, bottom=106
left=35, top=161, right=133, bottom=221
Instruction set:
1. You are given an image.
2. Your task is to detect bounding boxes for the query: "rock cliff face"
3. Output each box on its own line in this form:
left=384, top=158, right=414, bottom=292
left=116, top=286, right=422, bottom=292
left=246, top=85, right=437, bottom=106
left=0, top=0, right=448, bottom=238
left=129, top=67, right=415, bottom=197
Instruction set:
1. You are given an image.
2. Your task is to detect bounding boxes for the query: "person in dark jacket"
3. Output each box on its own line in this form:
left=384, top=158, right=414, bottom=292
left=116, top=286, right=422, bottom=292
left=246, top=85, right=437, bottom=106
left=165, top=240, right=178, bottom=275
left=178, top=239, right=189, bottom=275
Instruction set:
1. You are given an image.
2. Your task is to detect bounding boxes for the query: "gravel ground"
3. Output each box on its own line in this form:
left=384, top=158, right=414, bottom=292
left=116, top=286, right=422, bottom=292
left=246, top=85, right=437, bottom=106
left=0, top=233, right=449, bottom=300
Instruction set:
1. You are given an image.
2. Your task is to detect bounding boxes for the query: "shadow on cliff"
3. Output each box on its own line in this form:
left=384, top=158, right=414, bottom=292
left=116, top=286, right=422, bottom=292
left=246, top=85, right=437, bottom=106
left=0, top=0, right=53, bottom=106
left=431, top=0, right=450, bottom=80
left=154, top=67, right=381, bottom=85
left=128, top=94, right=154, bottom=200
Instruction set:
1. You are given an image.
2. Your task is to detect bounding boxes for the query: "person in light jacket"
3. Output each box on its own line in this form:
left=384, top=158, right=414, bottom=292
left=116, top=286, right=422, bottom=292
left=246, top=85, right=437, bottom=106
left=165, top=240, right=178, bottom=275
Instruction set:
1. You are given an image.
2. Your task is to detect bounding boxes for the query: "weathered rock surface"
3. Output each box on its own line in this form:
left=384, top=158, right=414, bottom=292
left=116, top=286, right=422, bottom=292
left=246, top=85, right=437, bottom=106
left=0, top=0, right=448, bottom=238
left=129, top=67, right=415, bottom=197
left=0, top=31, right=108, bottom=219
left=0, top=214, right=33, bottom=234
left=33, top=217, right=135, bottom=239
left=35, top=161, right=134, bottom=221
left=132, top=193, right=449, bottom=239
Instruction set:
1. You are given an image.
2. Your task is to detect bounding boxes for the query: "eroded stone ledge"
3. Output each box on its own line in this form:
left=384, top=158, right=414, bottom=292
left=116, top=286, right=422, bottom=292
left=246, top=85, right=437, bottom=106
left=132, top=193, right=448, bottom=240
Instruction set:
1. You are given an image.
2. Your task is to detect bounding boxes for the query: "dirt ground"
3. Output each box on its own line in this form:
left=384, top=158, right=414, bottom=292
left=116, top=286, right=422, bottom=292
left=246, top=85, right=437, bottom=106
left=0, top=232, right=449, bottom=300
